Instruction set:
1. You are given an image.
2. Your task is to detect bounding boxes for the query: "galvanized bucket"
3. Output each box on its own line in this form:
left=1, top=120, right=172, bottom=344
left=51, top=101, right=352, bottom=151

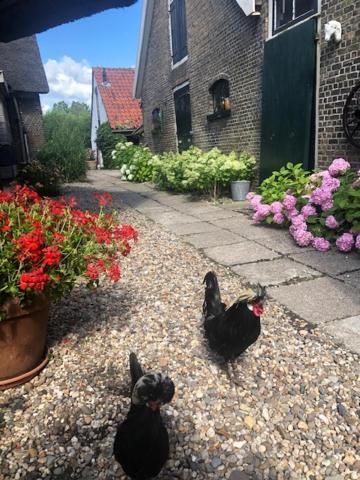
left=231, top=180, right=250, bottom=201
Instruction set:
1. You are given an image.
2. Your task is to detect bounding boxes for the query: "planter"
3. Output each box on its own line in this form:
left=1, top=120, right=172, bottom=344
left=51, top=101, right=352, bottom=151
left=0, top=295, right=49, bottom=390
left=231, top=180, right=250, bottom=201
left=87, top=160, right=97, bottom=170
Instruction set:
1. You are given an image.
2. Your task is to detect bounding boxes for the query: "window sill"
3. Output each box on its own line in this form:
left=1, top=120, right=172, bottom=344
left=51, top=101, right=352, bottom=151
left=171, top=55, right=188, bottom=70
left=207, top=109, right=231, bottom=122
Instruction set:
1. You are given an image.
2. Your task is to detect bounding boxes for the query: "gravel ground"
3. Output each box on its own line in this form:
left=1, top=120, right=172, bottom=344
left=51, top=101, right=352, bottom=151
left=0, top=183, right=359, bottom=480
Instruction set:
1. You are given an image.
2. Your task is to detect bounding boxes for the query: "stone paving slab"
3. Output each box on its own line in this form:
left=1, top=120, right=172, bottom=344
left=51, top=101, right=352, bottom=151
left=322, top=316, right=360, bottom=354
left=134, top=202, right=173, bottom=213
left=210, top=214, right=254, bottom=232
left=173, top=204, right=223, bottom=215
left=153, top=195, right=197, bottom=206
left=204, top=241, right=280, bottom=266
left=196, top=209, right=240, bottom=221
left=337, top=270, right=360, bottom=289
left=145, top=210, right=199, bottom=225
left=184, top=230, right=244, bottom=249
left=114, top=191, right=148, bottom=208
left=268, top=277, right=360, bottom=324
left=254, top=230, right=314, bottom=255
left=224, top=222, right=282, bottom=240
left=290, top=249, right=360, bottom=275
left=165, top=221, right=222, bottom=236
left=232, top=257, right=322, bottom=287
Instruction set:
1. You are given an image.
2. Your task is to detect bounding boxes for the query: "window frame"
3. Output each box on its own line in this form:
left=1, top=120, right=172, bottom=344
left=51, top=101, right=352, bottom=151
left=272, top=0, right=317, bottom=34
left=207, top=78, right=231, bottom=122
left=168, top=0, right=188, bottom=70
left=151, top=108, right=162, bottom=135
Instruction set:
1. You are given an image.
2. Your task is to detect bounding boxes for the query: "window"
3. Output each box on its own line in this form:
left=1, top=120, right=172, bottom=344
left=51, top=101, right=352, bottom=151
left=273, top=0, right=317, bottom=33
left=151, top=108, right=162, bottom=135
left=169, top=0, right=188, bottom=66
left=207, top=79, right=231, bottom=122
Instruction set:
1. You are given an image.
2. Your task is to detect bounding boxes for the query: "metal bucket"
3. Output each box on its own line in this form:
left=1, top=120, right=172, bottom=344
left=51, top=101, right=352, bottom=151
left=231, top=180, right=250, bottom=201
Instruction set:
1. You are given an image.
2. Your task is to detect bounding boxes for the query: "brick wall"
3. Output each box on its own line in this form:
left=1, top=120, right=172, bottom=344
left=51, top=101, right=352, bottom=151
left=17, top=92, right=45, bottom=160
left=140, top=0, right=360, bottom=172
left=141, top=0, right=264, bottom=160
left=318, top=0, right=360, bottom=170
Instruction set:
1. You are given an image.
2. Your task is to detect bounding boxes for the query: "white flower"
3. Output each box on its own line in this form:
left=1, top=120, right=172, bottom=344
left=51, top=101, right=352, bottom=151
left=128, top=174, right=134, bottom=180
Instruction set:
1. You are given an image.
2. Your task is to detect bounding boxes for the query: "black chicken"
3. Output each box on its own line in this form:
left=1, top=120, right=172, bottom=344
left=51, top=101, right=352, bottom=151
left=113, top=353, right=175, bottom=480
left=203, top=271, right=266, bottom=362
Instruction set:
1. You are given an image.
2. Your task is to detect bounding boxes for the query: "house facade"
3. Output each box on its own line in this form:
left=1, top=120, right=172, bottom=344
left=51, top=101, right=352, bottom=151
left=0, top=35, right=49, bottom=179
left=134, top=0, right=360, bottom=180
left=90, top=67, right=142, bottom=166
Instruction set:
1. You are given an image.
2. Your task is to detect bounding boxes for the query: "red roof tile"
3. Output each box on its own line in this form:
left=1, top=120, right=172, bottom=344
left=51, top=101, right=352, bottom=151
left=93, top=67, right=142, bottom=130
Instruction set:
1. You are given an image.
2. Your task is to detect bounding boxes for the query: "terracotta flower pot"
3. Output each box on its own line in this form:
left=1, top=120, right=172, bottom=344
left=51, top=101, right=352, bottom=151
left=0, top=294, right=49, bottom=390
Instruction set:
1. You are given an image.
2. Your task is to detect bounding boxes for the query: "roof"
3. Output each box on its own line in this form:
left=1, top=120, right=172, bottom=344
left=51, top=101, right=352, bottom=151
left=134, top=0, right=154, bottom=99
left=133, top=0, right=260, bottom=98
left=93, top=67, right=142, bottom=130
left=0, top=36, right=49, bottom=94
left=0, top=0, right=138, bottom=43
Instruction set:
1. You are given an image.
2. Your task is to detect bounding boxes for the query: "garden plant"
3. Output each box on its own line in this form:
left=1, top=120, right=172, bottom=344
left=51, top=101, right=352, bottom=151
left=247, top=159, right=360, bottom=253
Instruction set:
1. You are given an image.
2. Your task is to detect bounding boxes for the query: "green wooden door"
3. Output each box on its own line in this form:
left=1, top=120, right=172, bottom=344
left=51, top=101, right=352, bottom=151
left=174, top=84, right=192, bottom=152
left=260, top=18, right=317, bottom=181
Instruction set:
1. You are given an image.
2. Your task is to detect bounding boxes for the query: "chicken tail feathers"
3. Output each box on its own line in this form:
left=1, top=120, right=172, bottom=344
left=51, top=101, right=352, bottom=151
left=203, top=271, right=224, bottom=319
left=129, top=352, right=144, bottom=391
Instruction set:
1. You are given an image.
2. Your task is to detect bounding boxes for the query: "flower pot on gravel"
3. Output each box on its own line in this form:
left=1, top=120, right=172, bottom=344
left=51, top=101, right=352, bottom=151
left=231, top=180, right=250, bottom=201
left=0, top=185, right=138, bottom=389
left=0, top=295, right=49, bottom=390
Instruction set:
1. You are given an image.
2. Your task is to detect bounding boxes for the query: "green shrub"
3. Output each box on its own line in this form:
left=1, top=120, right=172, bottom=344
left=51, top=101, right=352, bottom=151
left=17, top=160, right=63, bottom=197
left=259, top=162, right=310, bottom=203
left=152, top=147, right=256, bottom=199
left=96, top=122, right=125, bottom=169
left=112, top=142, right=154, bottom=182
left=39, top=104, right=90, bottom=182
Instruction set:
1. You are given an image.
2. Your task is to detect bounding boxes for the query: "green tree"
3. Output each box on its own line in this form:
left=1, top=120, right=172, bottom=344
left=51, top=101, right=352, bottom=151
left=38, top=102, right=91, bottom=181
left=96, top=122, right=125, bottom=169
left=69, top=101, right=90, bottom=116
left=52, top=101, right=69, bottom=113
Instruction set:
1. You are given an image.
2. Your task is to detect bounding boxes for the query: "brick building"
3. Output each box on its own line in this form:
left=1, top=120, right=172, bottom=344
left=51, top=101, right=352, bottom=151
left=0, top=36, right=48, bottom=179
left=134, top=0, right=360, bottom=180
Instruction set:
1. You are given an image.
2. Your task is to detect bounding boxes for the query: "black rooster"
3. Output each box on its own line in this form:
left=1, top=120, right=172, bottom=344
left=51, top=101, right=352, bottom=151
left=113, top=353, right=175, bottom=480
left=203, top=271, right=266, bottom=363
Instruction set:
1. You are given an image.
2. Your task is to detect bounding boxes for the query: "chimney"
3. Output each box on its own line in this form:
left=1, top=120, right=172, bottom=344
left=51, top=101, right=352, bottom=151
left=102, top=68, right=110, bottom=86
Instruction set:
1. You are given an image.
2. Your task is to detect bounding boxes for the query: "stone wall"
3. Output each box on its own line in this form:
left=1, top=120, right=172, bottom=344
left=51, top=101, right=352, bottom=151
left=17, top=92, right=45, bottom=160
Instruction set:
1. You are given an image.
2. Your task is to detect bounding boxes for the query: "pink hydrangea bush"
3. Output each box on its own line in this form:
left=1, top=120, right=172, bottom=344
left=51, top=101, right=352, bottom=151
left=247, top=158, right=360, bottom=253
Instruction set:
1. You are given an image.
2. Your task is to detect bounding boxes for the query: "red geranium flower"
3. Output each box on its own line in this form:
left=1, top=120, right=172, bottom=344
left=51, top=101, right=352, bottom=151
left=19, top=268, right=50, bottom=291
left=115, top=224, right=138, bottom=242
left=94, top=192, right=112, bottom=207
left=85, top=263, right=99, bottom=280
left=42, top=246, right=62, bottom=266
left=107, top=263, right=121, bottom=282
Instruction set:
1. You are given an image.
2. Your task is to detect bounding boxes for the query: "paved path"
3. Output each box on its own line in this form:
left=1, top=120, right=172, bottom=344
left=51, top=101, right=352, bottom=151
left=89, top=170, right=360, bottom=354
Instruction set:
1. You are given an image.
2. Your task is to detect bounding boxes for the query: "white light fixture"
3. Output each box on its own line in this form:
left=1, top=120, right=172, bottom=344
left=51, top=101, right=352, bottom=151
left=324, top=20, right=342, bottom=43
left=235, top=0, right=262, bottom=16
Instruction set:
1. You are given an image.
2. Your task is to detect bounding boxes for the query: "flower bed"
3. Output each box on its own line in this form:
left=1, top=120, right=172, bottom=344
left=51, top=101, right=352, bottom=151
left=248, top=159, right=360, bottom=253
left=0, top=186, right=137, bottom=315
left=111, top=142, right=256, bottom=200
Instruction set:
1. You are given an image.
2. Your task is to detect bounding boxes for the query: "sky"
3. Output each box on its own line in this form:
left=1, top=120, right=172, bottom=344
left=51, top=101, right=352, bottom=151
left=37, top=0, right=143, bottom=112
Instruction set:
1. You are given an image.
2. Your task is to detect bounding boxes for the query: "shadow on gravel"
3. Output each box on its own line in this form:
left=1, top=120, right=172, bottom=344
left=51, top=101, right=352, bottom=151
left=47, top=284, right=136, bottom=347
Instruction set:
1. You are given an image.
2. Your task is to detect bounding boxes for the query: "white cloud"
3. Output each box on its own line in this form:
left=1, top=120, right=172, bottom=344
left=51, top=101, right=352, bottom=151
left=40, top=56, right=92, bottom=112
